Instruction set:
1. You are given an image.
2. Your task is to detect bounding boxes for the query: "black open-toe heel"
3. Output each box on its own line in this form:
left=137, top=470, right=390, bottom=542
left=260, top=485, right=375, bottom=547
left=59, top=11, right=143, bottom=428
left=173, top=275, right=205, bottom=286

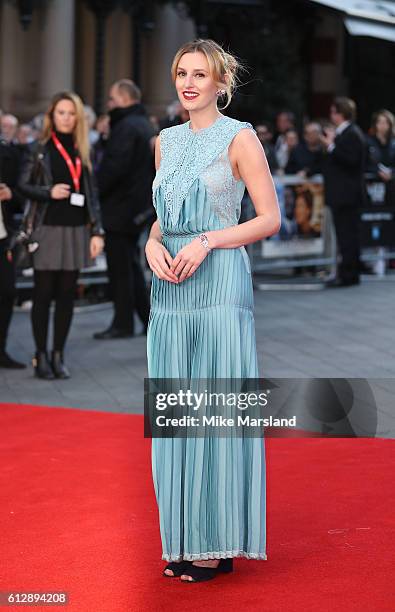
left=163, top=560, right=192, bottom=577
left=180, top=558, right=233, bottom=582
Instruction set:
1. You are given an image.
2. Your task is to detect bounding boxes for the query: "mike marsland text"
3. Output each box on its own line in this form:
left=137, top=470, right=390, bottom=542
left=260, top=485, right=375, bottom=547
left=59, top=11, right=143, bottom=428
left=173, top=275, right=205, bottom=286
left=155, top=415, right=297, bottom=427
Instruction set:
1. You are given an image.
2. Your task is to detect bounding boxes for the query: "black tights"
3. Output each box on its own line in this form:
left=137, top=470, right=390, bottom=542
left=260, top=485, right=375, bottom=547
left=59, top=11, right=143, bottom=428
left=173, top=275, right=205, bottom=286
left=31, top=270, right=79, bottom=353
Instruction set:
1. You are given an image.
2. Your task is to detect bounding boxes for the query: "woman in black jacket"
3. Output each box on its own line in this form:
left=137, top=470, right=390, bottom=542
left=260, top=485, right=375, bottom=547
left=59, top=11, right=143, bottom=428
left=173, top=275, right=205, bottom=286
left=366, top=109, right=395, bottom=205
left=19, top=91, right=104, bottom=380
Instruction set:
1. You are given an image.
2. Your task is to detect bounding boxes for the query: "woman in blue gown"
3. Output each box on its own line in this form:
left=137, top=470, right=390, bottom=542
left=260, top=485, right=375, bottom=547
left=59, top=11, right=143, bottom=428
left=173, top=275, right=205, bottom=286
left=145, top=39, right=280, bottom=582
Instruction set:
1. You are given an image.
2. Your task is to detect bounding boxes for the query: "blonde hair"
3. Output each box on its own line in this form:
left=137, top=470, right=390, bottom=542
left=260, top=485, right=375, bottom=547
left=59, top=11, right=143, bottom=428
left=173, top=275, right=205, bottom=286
left=171, top=39, right=241, bottom=110
left=41, top=91, right=91, bottom=169
left=112, top=79, right=141, bottom=103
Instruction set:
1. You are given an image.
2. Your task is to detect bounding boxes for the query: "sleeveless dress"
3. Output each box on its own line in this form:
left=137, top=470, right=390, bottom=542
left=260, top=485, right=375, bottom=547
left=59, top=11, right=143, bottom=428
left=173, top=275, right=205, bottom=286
left=147, top=115, right=266, bottom=561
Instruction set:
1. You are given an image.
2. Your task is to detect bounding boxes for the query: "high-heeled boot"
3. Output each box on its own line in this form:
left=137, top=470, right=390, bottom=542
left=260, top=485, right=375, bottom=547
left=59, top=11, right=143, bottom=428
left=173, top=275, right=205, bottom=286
left=51, top=351, right=71, bottom=379
left=33, top=351, right=55, bottom=380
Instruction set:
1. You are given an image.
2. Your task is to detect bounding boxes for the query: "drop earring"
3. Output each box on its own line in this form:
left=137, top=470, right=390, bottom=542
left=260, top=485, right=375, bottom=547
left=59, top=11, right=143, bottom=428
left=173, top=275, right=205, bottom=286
left=216, top=89, right=226, bottom=96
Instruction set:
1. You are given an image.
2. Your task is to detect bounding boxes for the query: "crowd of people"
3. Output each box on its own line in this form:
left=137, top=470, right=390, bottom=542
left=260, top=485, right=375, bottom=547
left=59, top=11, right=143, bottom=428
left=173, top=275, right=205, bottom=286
left=254, top=108, right=395, bottom=181
left=2, top=101, right=395, bottom=182
left=0, top=80, right=154, bottom=377
left=1, top=87, right=395, bottom=376
left=258, top=103, right=395, bottom=282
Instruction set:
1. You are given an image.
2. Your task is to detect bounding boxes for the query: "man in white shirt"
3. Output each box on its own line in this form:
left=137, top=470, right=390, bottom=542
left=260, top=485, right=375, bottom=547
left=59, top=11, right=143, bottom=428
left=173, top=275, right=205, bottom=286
left=0, top=200, right=7, bottom=240
left=0, top=114, right=19, bottom=144
left=0, top=140, right=26, bottom=368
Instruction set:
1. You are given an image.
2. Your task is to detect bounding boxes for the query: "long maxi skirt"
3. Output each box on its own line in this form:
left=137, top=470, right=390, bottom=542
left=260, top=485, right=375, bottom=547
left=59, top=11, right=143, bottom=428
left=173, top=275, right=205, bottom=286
left=147, top=234, right=267, bottom=562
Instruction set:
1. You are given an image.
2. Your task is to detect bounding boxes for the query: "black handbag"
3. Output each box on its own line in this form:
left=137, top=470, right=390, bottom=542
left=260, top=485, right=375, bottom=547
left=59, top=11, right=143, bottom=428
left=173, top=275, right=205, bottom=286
left=12, top=202, right=40, bottom=269
left=12, top=147, right=46, bottom=269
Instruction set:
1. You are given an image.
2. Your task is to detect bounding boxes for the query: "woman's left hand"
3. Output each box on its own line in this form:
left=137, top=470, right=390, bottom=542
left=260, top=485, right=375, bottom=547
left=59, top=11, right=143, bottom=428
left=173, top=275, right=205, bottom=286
left=90, top=236, right=104, bottom=259
left=0, top=184, right=12, bottom=201
left=171, top=238, right=210, bottom=282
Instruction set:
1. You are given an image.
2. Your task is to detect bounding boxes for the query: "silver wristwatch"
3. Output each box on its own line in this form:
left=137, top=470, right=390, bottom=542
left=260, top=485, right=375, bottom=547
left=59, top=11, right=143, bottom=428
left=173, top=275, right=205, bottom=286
left=198, top=233, right=211, bottom=252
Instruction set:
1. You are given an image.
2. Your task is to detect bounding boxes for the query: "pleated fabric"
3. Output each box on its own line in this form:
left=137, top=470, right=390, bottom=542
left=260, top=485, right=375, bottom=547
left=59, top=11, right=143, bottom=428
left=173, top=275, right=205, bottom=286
left=32, top=224, right=92, bottom=271
left=147, top=118, right=267, bottom=561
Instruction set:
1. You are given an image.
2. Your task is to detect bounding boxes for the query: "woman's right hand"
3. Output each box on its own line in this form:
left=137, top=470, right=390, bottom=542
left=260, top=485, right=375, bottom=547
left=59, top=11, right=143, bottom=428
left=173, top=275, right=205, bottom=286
left=51, top=183, right=71, bottom=199
left=378, top=169, right=392, bottom=182
left=145, top=238, right=179, bottom=283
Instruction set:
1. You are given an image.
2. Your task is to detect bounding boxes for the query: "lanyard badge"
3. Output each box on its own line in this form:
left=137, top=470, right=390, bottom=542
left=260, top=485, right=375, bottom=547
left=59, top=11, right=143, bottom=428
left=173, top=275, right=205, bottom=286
left=51, top=131, right=84, bottom=206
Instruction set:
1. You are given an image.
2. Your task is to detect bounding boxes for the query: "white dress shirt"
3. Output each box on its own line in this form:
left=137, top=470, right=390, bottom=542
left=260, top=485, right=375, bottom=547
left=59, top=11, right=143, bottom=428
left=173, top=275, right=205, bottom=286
left=336, top=120, right=351, bottom=136
left=328, top=121, right=351, bottom=153
left=0, top=204, right=7, bottom=240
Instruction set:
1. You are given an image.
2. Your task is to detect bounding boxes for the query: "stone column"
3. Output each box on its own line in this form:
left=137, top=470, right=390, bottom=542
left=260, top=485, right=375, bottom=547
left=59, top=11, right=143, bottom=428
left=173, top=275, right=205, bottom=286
left=0, top=2, right=25, bottom=113
left=143, top=4, right=196, bottom=115
left=38, top=0, right=75, bottom=105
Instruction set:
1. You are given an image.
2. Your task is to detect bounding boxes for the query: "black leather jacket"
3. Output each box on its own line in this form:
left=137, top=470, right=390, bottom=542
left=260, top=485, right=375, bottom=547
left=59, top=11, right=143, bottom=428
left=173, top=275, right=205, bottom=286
left=0, top=140, right=25, bottom=248
left=366, top=135, right=395, bottom=176
left=18, top=141, right=104, bottom=236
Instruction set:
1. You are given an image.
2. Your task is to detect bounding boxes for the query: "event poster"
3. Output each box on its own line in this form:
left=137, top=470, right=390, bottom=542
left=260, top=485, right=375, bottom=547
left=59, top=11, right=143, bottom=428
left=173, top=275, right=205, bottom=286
left=262, top=179, right=325, bottom=258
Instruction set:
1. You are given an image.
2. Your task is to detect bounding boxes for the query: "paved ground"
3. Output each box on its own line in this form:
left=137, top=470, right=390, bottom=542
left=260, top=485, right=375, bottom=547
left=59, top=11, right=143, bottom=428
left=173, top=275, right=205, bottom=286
left=1, top=280, right=394, bottom=437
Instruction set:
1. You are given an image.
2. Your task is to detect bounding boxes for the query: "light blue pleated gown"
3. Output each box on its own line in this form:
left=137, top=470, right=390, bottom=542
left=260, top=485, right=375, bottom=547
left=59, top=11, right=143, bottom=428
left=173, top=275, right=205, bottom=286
left=147, top=115, right=266, bottom=561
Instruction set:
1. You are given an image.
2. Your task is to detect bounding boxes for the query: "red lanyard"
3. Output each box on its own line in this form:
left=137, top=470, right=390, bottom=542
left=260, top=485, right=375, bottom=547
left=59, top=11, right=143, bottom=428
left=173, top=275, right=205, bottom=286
left=51, top=131, right=82, bottom=192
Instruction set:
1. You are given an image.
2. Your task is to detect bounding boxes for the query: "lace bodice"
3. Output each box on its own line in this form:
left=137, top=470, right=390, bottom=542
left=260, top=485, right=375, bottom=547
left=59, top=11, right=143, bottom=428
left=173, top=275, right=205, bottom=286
left=152, top=115, right=254, bottom=228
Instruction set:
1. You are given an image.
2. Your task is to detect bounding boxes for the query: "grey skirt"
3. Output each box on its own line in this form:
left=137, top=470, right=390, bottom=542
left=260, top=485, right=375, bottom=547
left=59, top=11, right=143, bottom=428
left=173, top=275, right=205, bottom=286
left=33, top=225, right=92, bottom=271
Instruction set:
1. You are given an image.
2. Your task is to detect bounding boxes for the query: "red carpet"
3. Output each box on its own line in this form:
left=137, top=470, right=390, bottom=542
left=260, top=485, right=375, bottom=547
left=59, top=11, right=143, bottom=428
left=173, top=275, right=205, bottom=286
left=0, top=403, right=394, bottom=612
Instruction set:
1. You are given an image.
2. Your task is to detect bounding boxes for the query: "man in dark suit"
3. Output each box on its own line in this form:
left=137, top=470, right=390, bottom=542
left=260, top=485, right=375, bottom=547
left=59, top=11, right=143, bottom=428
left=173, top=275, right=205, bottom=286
left=322, top=97, right=367, bottom=287
left=94, top=79, right=155, bottom=339
left=0, top=138, right=26, bottom=368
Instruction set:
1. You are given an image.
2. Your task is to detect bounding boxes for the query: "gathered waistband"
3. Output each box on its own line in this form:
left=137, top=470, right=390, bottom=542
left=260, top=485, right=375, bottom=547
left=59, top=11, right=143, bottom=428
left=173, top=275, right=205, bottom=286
left=149, top=303, right=253, bottom=314
left=162, top=231, right=204, bottom=238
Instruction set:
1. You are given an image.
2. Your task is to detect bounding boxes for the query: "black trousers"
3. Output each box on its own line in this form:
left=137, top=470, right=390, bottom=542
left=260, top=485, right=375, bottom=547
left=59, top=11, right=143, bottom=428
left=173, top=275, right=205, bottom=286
left=105, top=230, right=150, bottom=332
left=332, top=206, right=360, bottom=283
left=0, top=240, right=16, bottom=351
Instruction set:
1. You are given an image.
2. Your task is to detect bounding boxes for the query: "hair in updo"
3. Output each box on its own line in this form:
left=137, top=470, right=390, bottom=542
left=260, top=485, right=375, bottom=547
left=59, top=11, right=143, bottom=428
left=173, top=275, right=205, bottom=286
left=171, top=39, right=241, bottom=109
